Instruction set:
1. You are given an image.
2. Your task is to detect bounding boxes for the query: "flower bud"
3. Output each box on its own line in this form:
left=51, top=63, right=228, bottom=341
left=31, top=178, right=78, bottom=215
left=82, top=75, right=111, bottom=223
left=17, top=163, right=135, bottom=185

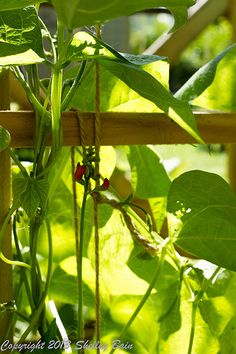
left=101, top=178, right=110, bottom=190
left=74, top=163, right=86, bottom=181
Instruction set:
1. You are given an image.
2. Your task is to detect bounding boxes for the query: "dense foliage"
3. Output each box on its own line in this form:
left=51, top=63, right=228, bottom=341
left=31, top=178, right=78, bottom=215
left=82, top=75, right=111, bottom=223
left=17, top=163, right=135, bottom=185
left=0, top=1, right=235, bottom=353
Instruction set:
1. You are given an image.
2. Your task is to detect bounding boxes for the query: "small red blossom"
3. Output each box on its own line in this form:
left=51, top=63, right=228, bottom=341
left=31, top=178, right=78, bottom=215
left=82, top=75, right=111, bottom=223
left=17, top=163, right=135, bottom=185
left=101, top=178, right=110, bottom=190
left=74, top=163, right=86, bottom=181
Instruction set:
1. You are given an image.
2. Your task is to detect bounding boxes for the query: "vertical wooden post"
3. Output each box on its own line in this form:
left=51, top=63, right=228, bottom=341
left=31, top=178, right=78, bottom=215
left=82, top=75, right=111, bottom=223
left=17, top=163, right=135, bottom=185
left=227, top=0, right=236, bottom=191
left=0, top=70, right=13, bottom=345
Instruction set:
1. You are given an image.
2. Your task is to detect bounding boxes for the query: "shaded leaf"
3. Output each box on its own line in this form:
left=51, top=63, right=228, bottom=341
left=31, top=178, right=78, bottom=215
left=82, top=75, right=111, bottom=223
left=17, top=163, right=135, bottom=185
left=0, top=7, right=44, bottom=66
left=127, top=145, right=171, bottom=198
left=167, top=170, right=236, bottom=271
left=49, top=262, right=96, bottom=307
left=0, top=1, right=44, bottom=11
left=50, top=0, right=195, bottom=31
left=13, top=177, right=28, bottom=206
left=0, top=126, right=10, bottom=152
left=13, top=177, right=49, bottom=218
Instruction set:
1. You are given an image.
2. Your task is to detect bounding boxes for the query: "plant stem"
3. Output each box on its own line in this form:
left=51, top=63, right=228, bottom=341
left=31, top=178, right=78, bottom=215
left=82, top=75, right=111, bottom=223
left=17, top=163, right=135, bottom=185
left=51, top=68, right=63, bottom=159
left=187, top=301, right=198, bottom=354
left=0, top=206, right=30, bottom=268
left=12, top=67, right=47, bottom=118
left=30, top=218, right=42, bottom=307
left=18, top=218, right=53, bottom=343
left=13, top=215, right=34, bottom=310
left=8, top=149, right=28, bottom=178
left=61, top=61, right=86, bottom=111
left=77, top=182, right=89, bottom=341
left=109, top=241, right=168, bottom=354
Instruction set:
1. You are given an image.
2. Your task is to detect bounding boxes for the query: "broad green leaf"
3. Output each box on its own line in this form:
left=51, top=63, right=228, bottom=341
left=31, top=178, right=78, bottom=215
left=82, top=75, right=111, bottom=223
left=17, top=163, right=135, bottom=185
left=128, top=244, right=180, bottom=309
left=191, top=45, right=236, bottom=111
left=21, top=180, right=41, bottom=217
left=49, top=261, right=96, bottom=307
left=88, top=208, right=151, bottom=296
left=127, top=145, right=171, bottom=198
left=14, top=177, right=49, bottom=218
left=158, top=284, right=219, bottom=353
left=67, top=31, right=166, bottom=66
left=0, top=1, right=44, bottom=11
left=65, top=55, right=169, bottom=113
left=66, top=32, right=202, bottom=142
left=0, top=7, right=44, bottom=66
left=34, top=178, right=50, bottom=210
left=175, top=44, right=236, bottom=103
left=219, top=316, right=236, bottom=353
left=167, top=170, right=236, bottom=271
left=0, top=126, right=10, bottom=151
left=99, top=59, right=203, bottom=143
left=149, top=197, right=167, bottom=233
left=12, top=177, right=28, bottom=206
left=109, top=295, right=159, bottom=352
left=50, top=0, right=195, bottom=31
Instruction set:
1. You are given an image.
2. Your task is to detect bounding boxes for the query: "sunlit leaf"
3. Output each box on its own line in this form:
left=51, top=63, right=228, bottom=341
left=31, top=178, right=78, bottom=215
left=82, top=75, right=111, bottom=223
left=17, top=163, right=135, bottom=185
left=0, top=7, right=44, bottom=66
left=175, top=44, right=236, bottom=104
left=99, top=59, right=203, bottom=143
left=65, top=53, right=169, bottom=113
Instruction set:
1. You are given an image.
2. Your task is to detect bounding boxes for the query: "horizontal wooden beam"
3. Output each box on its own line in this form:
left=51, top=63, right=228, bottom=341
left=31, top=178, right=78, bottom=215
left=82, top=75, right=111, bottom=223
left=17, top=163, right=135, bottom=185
left=144, top=0, right=228, bottom=62
left=1, top=111, right=236, bottom=146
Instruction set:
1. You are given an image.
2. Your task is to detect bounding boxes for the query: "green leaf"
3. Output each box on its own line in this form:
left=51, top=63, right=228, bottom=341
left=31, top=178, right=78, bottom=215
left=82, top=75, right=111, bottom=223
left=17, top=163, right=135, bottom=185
left=49, top=262, right=96, bottom=307
left=65, top=53, right=169, bottom=113
left=12, top=177, right=28, bottom=205
left=175, top=44, right=236, bottom=102
left=99, top=59, right=203, bottom=143
left=21, top=180, right=40, bottom=218
left=0, top=7, right=44, bottom=66
left=50, top=0, right=195, bottom=31
left=167, top=170, right=236, bottom=271
left=158, top=283, right=219, bottom=353
left=127, top=145, right=171, bottom=198
left=0, top=126, right=10, bottom=151
left=219, top=316, right=236, bottom=353
left=0, top=1, right=44, bottom=11
left=67, top=31, right=166, bottom=65
left=13, top=177, right=49, bottom=218
left=34, top=178, right=50, bottom=211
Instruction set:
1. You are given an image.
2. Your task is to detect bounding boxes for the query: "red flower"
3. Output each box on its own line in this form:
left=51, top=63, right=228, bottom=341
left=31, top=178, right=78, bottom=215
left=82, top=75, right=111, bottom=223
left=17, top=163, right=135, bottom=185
left=74, top=163, right=86, bottom=181
left=101, top=178, right=110, bottom=190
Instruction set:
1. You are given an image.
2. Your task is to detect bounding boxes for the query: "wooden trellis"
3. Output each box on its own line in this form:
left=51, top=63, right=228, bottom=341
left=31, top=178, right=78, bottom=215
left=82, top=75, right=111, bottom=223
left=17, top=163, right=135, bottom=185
left=1, top=111, right=236, bottom=146
left=0, top=0, right=236, bottom=344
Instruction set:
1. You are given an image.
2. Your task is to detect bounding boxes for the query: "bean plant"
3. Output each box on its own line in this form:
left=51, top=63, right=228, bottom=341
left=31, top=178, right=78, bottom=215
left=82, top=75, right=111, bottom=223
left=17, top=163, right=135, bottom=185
left=0, top=1, right=236, bottom=353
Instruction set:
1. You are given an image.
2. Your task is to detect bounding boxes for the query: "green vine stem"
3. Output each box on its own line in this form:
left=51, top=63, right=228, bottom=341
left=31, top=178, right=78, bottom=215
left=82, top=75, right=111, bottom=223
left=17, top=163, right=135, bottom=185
left=12, top=67, right=47, bottom=118
left=13, top=215, right=34, bottom=310
left=61, top=61, right=87, bottom=111
left=0, top=206, right=30, bottom=268
left=18, top=217, right=53, bottom=343
left=109, top=239, right=169, bottom=354
left=77, top=181, right=89, bottom=340
left=187, top=266, right=222, bottom=354
left=8, top=149, right=28, bottom=178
